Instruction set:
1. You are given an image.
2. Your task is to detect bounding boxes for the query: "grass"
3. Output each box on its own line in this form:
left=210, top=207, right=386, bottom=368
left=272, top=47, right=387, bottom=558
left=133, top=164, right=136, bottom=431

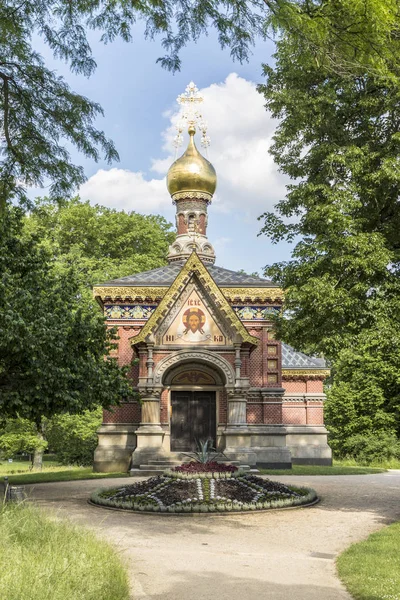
left=1, top=456, right=393, bottom=484
left=337, top=521, right=400, bottom=600
left=258, top=462, right=386, bottom=476
left=0, top=459, right=127, bottom=485
left=0, top=502, right=130, bottom=600
left=337, top=457, right=400, bottom=470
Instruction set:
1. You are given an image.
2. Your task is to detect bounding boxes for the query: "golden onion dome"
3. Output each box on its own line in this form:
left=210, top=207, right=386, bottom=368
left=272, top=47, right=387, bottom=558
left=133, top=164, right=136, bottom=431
left=167, top=125, right=217, bottom=199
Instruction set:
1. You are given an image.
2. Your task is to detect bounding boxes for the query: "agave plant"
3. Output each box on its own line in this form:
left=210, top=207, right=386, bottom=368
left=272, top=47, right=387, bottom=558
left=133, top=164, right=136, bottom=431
left=182, top=438, right=226, bottom=464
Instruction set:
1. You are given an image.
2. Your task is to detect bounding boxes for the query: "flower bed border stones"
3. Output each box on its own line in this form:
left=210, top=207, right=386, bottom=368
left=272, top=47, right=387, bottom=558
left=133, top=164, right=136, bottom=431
left=90, top=471, right=318, bottom=514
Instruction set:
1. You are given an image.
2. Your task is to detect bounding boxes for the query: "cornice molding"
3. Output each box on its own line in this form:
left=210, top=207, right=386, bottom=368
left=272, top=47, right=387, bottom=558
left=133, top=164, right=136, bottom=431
left=282, top=369, right=330, bottom=380
left=93, top=287, right=168, bottom=303
left=221, top=288, right=284, bottom=302
left=93, top=285, right=285, bottom=304
left=172, top=191, right=212, bottom=202
left=130, top=251, right=258, bottom=347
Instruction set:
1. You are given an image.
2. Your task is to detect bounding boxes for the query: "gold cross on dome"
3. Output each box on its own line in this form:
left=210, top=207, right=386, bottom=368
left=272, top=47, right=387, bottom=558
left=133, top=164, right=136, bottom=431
left=174, top=82, right=210, bottom=149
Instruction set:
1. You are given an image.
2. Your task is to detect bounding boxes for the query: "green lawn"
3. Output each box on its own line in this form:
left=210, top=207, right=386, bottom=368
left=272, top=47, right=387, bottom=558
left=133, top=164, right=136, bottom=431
left=0, top=459, right=127, bottom=485
left=0, top=503, right=130, bottom=600
left=337, top=521, right=400, bottom=600
left=0, top=457, right=389, bottom=485
left=258, top=463, right=385, bottom=476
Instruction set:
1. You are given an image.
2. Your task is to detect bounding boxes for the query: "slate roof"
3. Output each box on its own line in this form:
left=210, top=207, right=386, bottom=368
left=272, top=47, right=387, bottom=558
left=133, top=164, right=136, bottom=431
left=281, top=343, right=326, bottom=369
left=97, top=262, right=278, bottom=288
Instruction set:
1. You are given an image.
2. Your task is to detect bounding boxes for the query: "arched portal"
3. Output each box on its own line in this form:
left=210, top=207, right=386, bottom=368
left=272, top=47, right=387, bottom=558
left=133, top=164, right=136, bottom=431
left=154, top=350, right=235, bottom=452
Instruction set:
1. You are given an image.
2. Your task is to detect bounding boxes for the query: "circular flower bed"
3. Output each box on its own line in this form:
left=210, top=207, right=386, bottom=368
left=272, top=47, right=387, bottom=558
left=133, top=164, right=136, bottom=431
left=91, top=469, right=317, bottom=513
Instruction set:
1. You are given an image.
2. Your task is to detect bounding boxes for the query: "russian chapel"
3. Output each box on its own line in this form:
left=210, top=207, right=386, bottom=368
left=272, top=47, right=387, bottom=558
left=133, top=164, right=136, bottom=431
left=93, top=83, right=332, bottom=473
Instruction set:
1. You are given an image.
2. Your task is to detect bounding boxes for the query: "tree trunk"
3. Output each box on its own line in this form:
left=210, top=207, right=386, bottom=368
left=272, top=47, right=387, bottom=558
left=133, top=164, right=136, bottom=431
left=32, top=422, right=45, bottom=470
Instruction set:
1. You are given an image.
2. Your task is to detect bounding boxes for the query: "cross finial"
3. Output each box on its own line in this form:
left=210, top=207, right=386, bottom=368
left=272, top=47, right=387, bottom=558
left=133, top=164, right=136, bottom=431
left=173, top=82, right=210, bottom=150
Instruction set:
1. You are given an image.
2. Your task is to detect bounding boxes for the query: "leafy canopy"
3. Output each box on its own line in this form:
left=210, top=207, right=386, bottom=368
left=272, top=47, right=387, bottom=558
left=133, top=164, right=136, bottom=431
left=23, top=196, right=175, bottom=294
left=0, top=207, right=133, bottom=424
left=1, top=1, right=400, bottom=211
left=258, top=28, right=400, bottom=448
left=258, top=32, right=400, bottom=357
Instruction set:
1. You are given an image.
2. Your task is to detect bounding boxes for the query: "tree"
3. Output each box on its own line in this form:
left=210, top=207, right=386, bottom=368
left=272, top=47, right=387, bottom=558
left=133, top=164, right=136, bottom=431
left=23, top=197, right=175, bottom=295
left=324, top=294, right=400, bottom=456
left=258, top=33, right=400, bottom=357
left=1, top=1, right=400, bottom=211
left=257, top=31, right=400, bottom=453
left=0, top=207, right=133, bottom=467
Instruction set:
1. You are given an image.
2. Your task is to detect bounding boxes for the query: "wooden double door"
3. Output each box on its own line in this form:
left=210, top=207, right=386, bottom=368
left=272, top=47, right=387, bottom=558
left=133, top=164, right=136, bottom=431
left=170, top=391, right=216, bottom=452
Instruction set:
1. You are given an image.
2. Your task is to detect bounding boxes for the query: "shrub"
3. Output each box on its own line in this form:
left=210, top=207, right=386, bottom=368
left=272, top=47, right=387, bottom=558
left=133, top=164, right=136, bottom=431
left=342, top=432, right=400, bottom=464
left=0, top=419, right=47, bottom=460
left=46, top=408, right=102, bottom=465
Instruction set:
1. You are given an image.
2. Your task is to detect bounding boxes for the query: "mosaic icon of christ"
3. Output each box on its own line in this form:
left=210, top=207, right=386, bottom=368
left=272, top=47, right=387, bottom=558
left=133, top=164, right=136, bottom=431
left=182, top=307, right=206, bottom=340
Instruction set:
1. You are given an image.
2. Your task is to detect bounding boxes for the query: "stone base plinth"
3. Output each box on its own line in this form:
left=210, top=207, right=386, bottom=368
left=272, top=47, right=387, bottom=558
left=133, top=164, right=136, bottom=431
left=286, top=426, right=332, bottom=466
left=131, top=424, right=167, bottom=467
left=93, top=425, right=137, bottom=473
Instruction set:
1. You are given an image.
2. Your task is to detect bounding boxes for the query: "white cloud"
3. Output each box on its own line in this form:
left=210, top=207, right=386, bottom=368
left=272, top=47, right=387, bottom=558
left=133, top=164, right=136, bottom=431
left=79, top=168, right=170, bottom=214
left=79, top=74, right=286, bottom=217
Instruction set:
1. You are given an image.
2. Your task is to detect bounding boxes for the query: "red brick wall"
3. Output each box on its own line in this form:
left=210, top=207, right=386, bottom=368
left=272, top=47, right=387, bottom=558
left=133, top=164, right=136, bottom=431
left=161, top=389, right=169, bottom=424
left=307, top=380, right=324, bottom=393
left=283, top=380, right=307, bottom=393
left=219, top=389, right=227, bottom=424
left=247, top=329, right=263, bottom=386
left=177, top=214, right=186, bottom=234
left=198, top=214, right=206, bottom=235
left=103, top=403, right=141, bottom=424
left=247, top=402, right=263, bottom=424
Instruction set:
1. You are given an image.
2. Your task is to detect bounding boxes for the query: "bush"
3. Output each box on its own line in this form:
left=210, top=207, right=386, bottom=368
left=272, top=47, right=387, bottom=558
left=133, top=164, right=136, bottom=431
left=342, top=432, right=400, bottom=464
left=0, top=419, right=47, bottom=460
left=0, top=503, right=129, bottom=600
left=46, top=408, right=102, bottom=466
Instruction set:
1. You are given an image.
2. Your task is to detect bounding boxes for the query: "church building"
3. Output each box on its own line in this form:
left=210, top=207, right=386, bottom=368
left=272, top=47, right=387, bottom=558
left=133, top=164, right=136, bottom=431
left=93, top=83, right=332, bottom=473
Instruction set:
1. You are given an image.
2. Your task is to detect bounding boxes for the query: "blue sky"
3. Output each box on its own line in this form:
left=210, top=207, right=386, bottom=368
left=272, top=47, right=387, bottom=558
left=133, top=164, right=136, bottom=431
left=36, top=24, right=293, bottom=275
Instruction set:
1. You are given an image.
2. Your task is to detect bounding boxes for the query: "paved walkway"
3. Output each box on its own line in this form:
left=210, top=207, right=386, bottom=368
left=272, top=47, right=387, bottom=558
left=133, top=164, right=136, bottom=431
left=27, top=471, right=400, bottom=600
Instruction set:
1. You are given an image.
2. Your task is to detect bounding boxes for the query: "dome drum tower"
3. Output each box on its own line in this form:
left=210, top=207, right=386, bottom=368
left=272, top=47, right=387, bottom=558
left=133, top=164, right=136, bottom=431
left=166, top=124, right=217, bottom=264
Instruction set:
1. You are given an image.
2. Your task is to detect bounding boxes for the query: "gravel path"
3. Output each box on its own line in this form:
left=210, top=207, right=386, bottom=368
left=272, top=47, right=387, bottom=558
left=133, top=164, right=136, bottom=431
left=27, top=471, right=400, bottom=600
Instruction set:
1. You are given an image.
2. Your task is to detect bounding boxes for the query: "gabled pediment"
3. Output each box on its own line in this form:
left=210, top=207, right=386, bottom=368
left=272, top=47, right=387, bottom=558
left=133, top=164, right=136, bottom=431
left=131, top=252, right=258, bottom=348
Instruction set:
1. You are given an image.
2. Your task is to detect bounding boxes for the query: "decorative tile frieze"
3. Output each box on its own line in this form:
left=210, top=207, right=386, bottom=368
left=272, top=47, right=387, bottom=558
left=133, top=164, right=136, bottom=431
left=232, top=306, right=280, bottom=320
left=104, top=304, right=156, bottom=320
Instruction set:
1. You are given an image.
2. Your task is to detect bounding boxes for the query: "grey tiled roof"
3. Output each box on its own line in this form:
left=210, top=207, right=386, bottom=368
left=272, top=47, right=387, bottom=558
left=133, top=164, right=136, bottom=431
left=281, top=343, right=326, bottom=369
left=97, top=263, right=278, bottom=288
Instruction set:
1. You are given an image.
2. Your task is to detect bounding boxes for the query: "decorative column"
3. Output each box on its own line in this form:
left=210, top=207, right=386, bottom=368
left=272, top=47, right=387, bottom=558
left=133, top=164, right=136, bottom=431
left=131, top=341, right=166, bottom=468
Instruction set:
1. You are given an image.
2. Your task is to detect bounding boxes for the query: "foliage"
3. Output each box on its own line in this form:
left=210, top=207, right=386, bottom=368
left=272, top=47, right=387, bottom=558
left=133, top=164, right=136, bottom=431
left=324, top=316, right=400, bottom=451
left=23, top=196, right=175, bottom=293
left=0, top=207, right=133, bottom=423
left=258, top=27, right=400, bottom=451
left=46, top=408, right=102, bottom=466
left=0, top=503, right=130, bottom=600
left=337, top=521, right=400, bottom=600
left=1, top=1, right=399, bottom=211
left=182, top=438, right=225, bottom=464
left=258, top=34, right=400, bottom=357
left=340, top=432, right=400, bottom=465
left=0, top=419, right=47, bottom=459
